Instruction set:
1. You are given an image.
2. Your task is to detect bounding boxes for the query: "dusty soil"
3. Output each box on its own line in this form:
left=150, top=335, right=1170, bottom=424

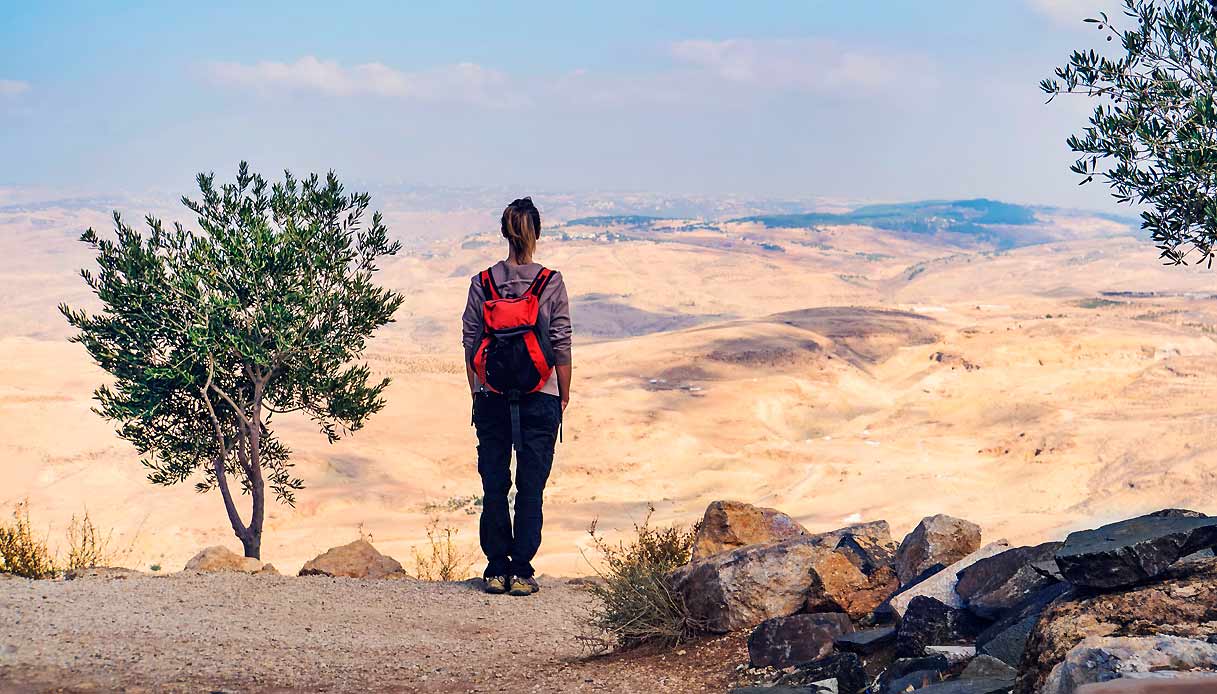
left=0, top=572, right=744, bottom=693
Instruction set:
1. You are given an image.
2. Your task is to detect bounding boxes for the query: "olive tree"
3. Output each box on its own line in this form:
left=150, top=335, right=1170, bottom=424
left=1042, top=0, right=1217, bottom=266
left=60, top=163, right=404, bottom=558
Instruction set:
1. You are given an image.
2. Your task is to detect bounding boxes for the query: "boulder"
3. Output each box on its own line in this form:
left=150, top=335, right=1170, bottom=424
left=184, top=546, right=272, bottom=573
left=836, top=533, right=898, bottom=577
left=876, top=654, right=950, bottom=694
left=895, top=596, right=989, bottom=659
left=1039, top=636, right=1217, bottom=694
left=960, top=654, right=1017, bottom=681
left=671, top=538, right=831, bottom=633
left=1054, top=511, right=1217, bottom=589
left=805, top=549, right=900, bottom=620
left=298, top=540, right=404, bottom=579
left=888, top=541, right=1010, bottom=616
left=748, top=613, right=853, bottom=668
left=691, top=500, right=809, bottom=561
left=955, top=541, right=1062, bottom=619
left=777, top=652, right=867, bottom=694
left=834, top=626, right=896, bottom=654
left=895, top=515, right=982, bottom=585
left=1015, top=558, right=1217, bottom=694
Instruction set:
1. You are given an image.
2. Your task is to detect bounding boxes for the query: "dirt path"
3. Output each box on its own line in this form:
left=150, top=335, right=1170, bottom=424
left=0, top=572, right=743, bottom=693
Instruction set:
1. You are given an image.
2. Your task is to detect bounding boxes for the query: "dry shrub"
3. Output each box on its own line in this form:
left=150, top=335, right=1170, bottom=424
left=0, top=500, right=58, bottom=579
left=65, top=510, right=125, bottom=571
left=412, top=517, right=475, bottom=581
left=579, top=507, right=703, bottom=653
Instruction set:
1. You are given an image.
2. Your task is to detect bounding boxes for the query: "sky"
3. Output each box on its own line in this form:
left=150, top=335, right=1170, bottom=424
left=0, top=0, right=1127, bottom=210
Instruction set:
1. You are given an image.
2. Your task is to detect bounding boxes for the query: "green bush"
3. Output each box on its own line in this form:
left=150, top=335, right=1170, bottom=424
left=580, top=508, right=703, bottom=652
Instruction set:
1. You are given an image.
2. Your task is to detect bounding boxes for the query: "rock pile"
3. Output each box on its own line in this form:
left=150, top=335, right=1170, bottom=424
left=670, top=501, right=1217, bottom=694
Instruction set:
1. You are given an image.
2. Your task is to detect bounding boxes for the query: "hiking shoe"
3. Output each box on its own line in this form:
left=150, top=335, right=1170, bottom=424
left=484, top=575, right=508, bottom=594
left=508, top=576, right=539, bottom=596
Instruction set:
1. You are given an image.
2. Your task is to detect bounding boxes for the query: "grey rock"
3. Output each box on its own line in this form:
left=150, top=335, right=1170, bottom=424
left=885, top=669, right=945, bottom=693
left=895, top=515, right=982, bottom=586
left=1054, top=511, right=1217, bottom=589
left=876, top=654, right=950, bottom=694
left=732, top=688, right=830, bottom=694
left=955, top=542, right=1062, bottom=620
left=961, top=655, right=1017, bottom=681
left=896, top=596, right=990, bottom=659
left=748, top=613, right=854, bottom=668
left=976, top=582, right=1070, bottom=666
left=889, top=541, right=1010, bottom=617
left=834, top=626, right=896, bottom=654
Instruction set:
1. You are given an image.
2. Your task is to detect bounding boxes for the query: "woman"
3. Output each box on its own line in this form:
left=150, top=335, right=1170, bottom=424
left=462, top=197, right=571, bottom=596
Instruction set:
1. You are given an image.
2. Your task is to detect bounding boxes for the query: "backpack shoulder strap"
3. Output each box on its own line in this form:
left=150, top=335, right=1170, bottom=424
left=526, top=266, right=555, bottom=298
left=479, top=267, right=502, bottom=300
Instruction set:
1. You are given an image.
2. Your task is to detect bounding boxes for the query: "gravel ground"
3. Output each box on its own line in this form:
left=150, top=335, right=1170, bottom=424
left=0, top=572, right=742, bottom=693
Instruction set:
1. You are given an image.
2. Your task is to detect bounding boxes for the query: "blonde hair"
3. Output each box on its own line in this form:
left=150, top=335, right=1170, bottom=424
left=501, top=197, right=541, bottom=260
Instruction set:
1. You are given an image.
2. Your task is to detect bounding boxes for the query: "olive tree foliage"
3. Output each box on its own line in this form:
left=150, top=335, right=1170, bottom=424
left=60, top=163, right=404, bottom=558
left=1042, top=0, right=1217, bottom=266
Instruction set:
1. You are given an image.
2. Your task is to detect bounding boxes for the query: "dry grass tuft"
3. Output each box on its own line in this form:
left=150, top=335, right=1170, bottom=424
left=579, top=507, right=703, bottom=653
left=0, top=500, right=58, bottom=579
left=412, top=517, right=475, bottom=581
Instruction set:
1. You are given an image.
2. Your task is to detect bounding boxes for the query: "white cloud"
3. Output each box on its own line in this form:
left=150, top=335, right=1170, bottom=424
left=205, top=56, right=525, bottom=107
left=669, top=39, right=937, bottom=95
left=1027, top=0, right=1117, bottom=26
left=0, top=79, right=31, bottom=97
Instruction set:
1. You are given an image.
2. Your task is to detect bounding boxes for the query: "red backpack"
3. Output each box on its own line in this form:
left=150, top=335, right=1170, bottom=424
left=472, top=266, right=556, bottom=395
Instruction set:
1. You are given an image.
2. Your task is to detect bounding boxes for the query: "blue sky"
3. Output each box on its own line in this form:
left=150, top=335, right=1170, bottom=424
left=1, top=0, right=1124, bottom=209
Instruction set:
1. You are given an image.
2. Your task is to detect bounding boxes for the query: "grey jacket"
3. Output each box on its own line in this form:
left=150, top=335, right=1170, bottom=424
left=462, top=260, right=571, bottom=396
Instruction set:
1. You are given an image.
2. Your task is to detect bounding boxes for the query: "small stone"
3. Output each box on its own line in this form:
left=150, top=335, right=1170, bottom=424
left=748, top=613, right=852, bottom=668
left=834, top=626, right=896, bottom=654
left=875, top=654, right=950, bottom=694
left=298, top=540, right=404, bottom=579
left=895, top=596, right=989, bottom=658
left=961, top=654, right=1016, bottom=680
left=777, top=652, right=866, bottom=694
left=925, top=644, right=977, bottom=664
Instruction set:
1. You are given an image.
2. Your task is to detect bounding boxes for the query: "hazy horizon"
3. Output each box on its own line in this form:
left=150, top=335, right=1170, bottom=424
left=3, top=0, right=1129, bottom=213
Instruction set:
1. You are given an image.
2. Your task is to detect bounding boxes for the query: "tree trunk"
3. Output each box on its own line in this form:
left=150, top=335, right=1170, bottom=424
left=240, top=529, right=261, bottom=560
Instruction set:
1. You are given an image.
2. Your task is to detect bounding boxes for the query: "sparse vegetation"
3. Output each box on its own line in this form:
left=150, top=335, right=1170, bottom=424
left=1076, top=297, right=1123, bottom=309
left=0, top=501, right=58, bottom=579
left=579, top=508, right=703, bottom=653
left=65, top=511, right=116, bottom=571
left=412, top=517, right=475, bottom=581
left=422, top=495, right=483, bottom=515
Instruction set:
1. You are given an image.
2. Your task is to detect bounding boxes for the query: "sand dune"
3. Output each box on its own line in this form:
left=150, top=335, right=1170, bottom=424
left=2, top=202, right=1217, bottom=577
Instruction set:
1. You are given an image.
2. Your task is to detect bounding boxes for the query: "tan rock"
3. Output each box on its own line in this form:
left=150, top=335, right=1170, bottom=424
left=184, top=546, right=263, bottom=573
left=805, top=550, right=900, bottom=620
left=690, top=500, right=809, bottom=561
left=894, top=514, right=982, bottom=585
left=298, top=540, right=404, bottom=579
left=671, top=537, right=830, bottom=633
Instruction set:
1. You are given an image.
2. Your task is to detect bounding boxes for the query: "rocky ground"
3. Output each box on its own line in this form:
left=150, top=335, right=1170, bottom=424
left=0, top=572, right=743, bottom=693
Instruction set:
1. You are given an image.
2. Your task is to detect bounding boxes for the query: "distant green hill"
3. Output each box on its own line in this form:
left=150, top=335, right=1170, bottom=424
left=561, top=215, right=670, bottom=227
left=729, top=198, right=1042, bottom=248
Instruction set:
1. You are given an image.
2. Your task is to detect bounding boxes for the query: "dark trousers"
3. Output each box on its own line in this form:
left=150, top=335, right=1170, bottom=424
left=473, top=392, right=561, bottom=578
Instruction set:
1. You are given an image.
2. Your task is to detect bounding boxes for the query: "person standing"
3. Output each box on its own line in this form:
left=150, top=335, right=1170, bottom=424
left=462, top=197, right=572, bottom=595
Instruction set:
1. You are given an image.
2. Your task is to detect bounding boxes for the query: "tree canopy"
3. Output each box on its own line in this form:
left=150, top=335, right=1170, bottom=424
left=1042, top=0, right=1217, bottom=266
left=60, top=163, right=404, bottom=557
